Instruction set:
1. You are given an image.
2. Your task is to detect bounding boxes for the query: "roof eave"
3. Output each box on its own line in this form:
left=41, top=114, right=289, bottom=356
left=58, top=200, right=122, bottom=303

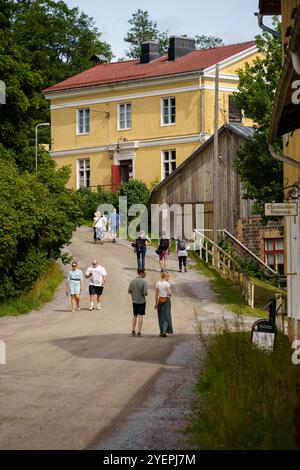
left=269, top=6, right=300, bottom=142
left=259, top=0, right=281, bottom=16
left=42, top=70, right=204, bottom=99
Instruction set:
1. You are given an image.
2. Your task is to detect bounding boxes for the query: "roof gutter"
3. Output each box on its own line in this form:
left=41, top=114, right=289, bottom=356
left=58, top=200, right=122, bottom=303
left=255, top=12, right=280, bottom=38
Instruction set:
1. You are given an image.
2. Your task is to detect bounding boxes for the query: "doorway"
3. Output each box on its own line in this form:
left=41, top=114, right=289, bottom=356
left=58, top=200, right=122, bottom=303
left=120, top=159, right=133, bottom=183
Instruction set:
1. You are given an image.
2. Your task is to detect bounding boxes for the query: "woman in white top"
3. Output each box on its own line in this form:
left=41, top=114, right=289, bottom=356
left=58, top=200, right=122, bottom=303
left=93, top=211, right=103, bottom=243
left=155, top=272, right=173, bottom=337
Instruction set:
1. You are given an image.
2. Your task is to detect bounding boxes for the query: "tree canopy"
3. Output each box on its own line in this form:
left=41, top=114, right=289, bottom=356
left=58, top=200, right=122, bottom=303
left=124, top=9, right=224, bottom=59
left=234, top=19, right=283, bottom=213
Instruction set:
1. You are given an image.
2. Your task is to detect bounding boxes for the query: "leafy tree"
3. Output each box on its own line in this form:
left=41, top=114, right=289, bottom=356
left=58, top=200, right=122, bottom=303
left=235, top=132, right=283, bottom=213
left=124, top=9, right=171, bottom=58
left=234, top=18, right=283, bottom=213
left=195, top=35, right=224, bottom=49
left=0, top=150, right=83, bottom=300
left=119, top=179, right=150, bottom=208
left=0, top=0, right=42, bottom=158
left=11, top=0, right=113, bottom=88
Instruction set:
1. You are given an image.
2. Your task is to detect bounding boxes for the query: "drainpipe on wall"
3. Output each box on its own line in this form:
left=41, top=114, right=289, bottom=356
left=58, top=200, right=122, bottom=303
left=269, top=143, right=300, bottom=169
left=255, top=12, right=280, bottom=39
left=199, top=74, right=206, bottom=143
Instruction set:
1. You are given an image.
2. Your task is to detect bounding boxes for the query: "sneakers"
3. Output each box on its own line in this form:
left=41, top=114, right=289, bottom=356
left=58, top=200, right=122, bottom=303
left=137, top=332, right=143, bottom=337
left=131, top=331, right=136, bottom=337
left=97, top=304, right=102, bottom=310
left=89, top=306, right=94, bottom=311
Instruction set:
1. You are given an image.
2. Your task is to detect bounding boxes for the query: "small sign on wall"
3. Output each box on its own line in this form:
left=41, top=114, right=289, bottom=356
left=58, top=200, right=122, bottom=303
left=265, top=202, right=298, bottom=216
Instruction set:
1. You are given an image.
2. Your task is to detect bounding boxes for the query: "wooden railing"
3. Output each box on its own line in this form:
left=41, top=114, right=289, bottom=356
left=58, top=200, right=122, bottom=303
left=194, top=229, right=255, bottom=308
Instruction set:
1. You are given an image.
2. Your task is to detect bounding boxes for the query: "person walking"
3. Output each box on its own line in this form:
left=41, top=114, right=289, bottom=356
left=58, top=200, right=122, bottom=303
left=109, top=208, right=120, bottom=243
left=157, top=232, right=170, bottom=272
left=176, top=238, right=188, bottom=273
left=155, top=272, right=173, bottom=337
left=66, top=261, right=83, bottom=312
left=85, top=259, right=107, bottom=310
left=93, top=211, right=103, bottom=243
left=128, top=268, right=148, bottom=337
left=134, top=231, right=150, bottom=270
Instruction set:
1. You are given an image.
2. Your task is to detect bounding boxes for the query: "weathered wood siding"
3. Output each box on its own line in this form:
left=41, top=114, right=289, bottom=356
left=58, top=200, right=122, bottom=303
left=150, top=128, right=253, bottom=236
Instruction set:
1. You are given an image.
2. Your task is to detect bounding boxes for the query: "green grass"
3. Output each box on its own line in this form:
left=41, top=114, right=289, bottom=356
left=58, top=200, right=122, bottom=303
left=187, top=323, right=300, bottom=449
left=0, top=262, right=64, bottom=317
left=190, top=252, right=286, bottom=317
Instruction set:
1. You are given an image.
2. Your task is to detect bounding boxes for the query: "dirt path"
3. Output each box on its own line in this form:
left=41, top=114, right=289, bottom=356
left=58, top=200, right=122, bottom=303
left=0, top=227, right=256, bottom=450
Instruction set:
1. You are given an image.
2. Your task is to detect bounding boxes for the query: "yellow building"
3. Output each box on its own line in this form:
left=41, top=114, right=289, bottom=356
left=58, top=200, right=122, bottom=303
left=258, top=0, right=300, bottom=339
left=43, top=37, right=259, bottom=190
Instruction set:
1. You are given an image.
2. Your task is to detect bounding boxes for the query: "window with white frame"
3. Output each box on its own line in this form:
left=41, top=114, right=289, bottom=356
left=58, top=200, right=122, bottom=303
left=118, top=103, right=132, bottom=130
left=264, top=238, right=284, bottom=274
left=162, top=97, right=176, bottom=125
left=162, top=150, right=176, bottom=179
left=78, top=159, right=90, bottom=188
left=77, top=108, right=90, bottom=134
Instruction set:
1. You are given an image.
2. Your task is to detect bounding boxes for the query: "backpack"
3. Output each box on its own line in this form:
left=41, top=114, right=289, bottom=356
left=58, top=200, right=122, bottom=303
left=136, top=237, right=146, bottom=249
left=160, top=238, right=169, bottom=250
left=178, top=239, right=186, bottom=251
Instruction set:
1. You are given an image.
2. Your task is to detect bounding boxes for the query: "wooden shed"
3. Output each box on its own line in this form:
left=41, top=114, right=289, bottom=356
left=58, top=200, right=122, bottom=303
left=149, top=123, right=254, bottom=238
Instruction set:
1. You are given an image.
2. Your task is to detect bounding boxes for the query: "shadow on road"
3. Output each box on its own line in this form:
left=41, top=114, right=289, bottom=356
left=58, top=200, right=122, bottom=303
left=50, top=333, right=193, bottom=365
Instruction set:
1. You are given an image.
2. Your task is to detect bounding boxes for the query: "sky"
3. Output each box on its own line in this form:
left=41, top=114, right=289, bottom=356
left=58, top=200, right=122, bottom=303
left=64, top=0, right=266, bottom=60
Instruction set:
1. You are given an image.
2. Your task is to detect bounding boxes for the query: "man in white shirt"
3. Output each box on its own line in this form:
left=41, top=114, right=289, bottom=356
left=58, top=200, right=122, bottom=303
left=85, top=259, right=107, bottom=310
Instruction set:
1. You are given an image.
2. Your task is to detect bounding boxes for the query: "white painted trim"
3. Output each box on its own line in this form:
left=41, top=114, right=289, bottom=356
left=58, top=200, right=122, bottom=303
left=161, top=149, right=176, bottom=181
left=117, top=102, right=132, bottom=131
left=203, top=85, right=238, bottom=93
left=204, top=73, right=239, bottom=82
left=50, top=85, right=199, bottom=110
left=76, top=108, right=91, bottom=135
left=160, top=96, right=176, bottom=127
left=50, top=134, right=201, bottom=157
left=204, top=45, right=258, bottom=74
left=76, top=157, right=90, bottom=189
left=44, top=73, right=201, bottom=100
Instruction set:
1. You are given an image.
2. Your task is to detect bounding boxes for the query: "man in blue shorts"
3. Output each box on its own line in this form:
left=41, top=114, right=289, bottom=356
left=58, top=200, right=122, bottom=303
left=128, top=269, right=148, bottom=337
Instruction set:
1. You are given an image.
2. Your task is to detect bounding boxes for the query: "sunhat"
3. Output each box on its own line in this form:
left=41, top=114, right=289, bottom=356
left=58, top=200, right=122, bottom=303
left=94, top=211, right=101, bottom=217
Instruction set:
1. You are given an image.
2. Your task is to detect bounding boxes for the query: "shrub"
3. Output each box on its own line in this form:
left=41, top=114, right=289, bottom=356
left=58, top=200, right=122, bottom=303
left=118, top=179, right=150, bottom=207
left=187, top=321, right=300, bottom=449
left=0, top=151, right=82, bottom=300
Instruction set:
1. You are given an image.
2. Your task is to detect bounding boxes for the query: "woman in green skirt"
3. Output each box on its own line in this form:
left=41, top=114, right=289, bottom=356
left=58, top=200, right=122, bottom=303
left=155, top=272, right=173, bottom=337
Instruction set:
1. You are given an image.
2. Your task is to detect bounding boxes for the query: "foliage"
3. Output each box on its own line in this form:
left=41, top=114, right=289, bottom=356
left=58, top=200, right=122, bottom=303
left=77, top=186, right=119, bottom=221
left=190, top=251, right=285, bottom=317
left=235, top=18, right=282, bottom=128
left=195, top=34, right=224, bottom=49
left=118, top=179, right=150, bottom=208
left=148, top=177, right=160, bottom=192
left=11, top=0, right=113, bottom=89
left=124, top=9, right=160, bottom=59
left=0, top=153, right=82, bottom=300
left=187, top=324, right=300, bottom=449
left=0, top=262, right=64, bottom=317
left=234, top=18, right=283, bottom=212
left=235, top=130, right=283, bottom=212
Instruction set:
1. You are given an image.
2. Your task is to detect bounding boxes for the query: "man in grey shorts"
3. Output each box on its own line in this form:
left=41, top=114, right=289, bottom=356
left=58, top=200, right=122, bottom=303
left=128, top=268, right=148, bottom=337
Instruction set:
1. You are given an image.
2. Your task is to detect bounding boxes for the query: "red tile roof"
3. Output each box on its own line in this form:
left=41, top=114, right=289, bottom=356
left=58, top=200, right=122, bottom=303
left=43, top=41, right=256, bottom=94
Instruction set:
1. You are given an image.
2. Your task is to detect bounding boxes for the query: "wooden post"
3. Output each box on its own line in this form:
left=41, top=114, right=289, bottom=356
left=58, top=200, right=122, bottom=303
left=213, top=64, right=219, bottom=252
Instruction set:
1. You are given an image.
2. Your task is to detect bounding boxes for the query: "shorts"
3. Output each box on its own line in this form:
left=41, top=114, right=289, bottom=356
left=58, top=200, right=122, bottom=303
left=159, top=250, right=169, bottom=261
left=133, top=303, right=146, bottom=316
left=89, top=285, right=104, bottom=296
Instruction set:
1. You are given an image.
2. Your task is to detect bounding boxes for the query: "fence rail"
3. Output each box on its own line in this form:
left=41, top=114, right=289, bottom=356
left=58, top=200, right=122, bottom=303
left=194, top=229, right=255, bottom=308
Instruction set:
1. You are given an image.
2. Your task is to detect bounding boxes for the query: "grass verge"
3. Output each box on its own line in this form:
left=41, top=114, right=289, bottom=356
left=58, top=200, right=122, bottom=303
left=190, top=252, right=286, bottom=317
left=187, top=321, right=300, bottom=449
left=0, top=262, right=64, bottom=317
